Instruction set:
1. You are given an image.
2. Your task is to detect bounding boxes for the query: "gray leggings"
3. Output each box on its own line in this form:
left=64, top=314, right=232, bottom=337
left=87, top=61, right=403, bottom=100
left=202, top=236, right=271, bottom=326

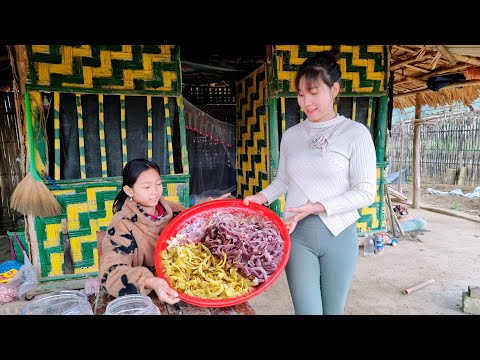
left=285, top=215, right=359, bottom=315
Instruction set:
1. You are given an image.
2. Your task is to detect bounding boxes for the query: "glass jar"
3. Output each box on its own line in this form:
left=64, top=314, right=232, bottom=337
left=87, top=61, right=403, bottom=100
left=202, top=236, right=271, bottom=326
left=21, top=290, right=94, bottom=315
left=104, top=294, right=161, bottom=315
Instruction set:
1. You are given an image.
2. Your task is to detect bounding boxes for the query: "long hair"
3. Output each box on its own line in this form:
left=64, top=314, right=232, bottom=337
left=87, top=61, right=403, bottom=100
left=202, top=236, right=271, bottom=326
left=112, top=158, right=162, bottom=213
left=294, top=49, right=341, bottom=91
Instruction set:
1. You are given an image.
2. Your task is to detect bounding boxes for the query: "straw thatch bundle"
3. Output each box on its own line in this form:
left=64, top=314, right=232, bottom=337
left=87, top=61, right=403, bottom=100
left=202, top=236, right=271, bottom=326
left=394, top=84, right=480, bottom=110
left=391, top=45, right=480, bottom=110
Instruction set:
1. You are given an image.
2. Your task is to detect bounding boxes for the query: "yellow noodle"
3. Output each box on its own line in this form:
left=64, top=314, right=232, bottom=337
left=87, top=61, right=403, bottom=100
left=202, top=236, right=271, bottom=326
left=161, top=242, right=256, bottom=299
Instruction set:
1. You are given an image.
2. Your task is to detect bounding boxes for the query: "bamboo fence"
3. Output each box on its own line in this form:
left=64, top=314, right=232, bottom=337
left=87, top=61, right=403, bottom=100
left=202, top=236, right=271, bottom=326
left=388, top=115, right=480, bottom=186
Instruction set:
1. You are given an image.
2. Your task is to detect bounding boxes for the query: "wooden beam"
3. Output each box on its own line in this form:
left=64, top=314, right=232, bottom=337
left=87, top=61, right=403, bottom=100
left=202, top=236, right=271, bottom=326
left=418, top=64, right=470, bottom=80
left=388, top=186, right=408, bottom=202
left=429, top=51, right=443, bottom=69
left=404, top=114, right=447, bottom=124
left=453, top=53, right=480, bottom=67
left=394, top=79, right=480, bottom=99
left=391, top=56, right=427, bottom=70
left=436, top=45, right=457, bottom=65
left=412, top=94, right=422, bottom=209
left=391, top=45, right=417, bottom=53
left=404, top=64, right=431, bottom=73
left=420, top=206, right=480, bottom=223
left=395, top=76, right=426, bottom=86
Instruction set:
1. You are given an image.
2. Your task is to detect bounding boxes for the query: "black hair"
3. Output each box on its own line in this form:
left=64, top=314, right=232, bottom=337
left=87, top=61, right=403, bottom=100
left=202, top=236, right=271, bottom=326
left=294, top=49, right=341, bottom=91
left=112, top=158, right=162, bottom=213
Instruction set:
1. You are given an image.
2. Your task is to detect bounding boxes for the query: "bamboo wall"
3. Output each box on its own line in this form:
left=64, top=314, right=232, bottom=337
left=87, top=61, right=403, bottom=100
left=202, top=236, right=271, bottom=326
left=388, top=117, right=480, bottom=185
left=0, top=93, right=22, bottom=230
left=21, top=45, right=190, bottom=279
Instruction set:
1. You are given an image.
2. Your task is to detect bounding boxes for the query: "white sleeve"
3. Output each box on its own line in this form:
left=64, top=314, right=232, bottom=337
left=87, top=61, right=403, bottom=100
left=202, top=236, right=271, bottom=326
left=321, top=126, right=377, bottom=216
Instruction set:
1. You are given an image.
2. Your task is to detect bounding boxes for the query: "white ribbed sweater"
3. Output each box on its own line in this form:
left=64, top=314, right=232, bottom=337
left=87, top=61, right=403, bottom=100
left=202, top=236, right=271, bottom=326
left=260, top=115, right=377, bottom=236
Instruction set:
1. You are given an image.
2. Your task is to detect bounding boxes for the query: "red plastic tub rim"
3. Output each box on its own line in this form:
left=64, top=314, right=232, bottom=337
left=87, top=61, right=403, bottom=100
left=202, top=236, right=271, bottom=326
left=154, top=199, right=290, bottom=307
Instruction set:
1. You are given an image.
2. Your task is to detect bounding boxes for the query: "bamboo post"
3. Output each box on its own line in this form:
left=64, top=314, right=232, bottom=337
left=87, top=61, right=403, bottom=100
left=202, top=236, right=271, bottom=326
left=383, top=189, right=397, bottom=237
left=397, top=122, right=405, bottom=193
left=412, top=94, right=422, bottom=208
left=457, top=134, right=464, bottom=185
left=385, top=183, right=405, bottom=236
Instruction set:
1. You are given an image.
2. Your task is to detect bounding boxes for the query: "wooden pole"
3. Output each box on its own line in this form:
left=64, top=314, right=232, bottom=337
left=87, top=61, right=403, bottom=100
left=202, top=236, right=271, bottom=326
left=385, top=183, right=405, bottom=236
left=403, top=279, right=435, bottom=294
left=436, top=45, right=457, bottom=65
left=452, top=53, right=480, bottom=67
left=418, top=64, right=469, bottom=79
left=412, top=94, right=422, bottom=209
left=457, top=132, right=464, bottom=185
left=397, top=122, right=405, bottom=193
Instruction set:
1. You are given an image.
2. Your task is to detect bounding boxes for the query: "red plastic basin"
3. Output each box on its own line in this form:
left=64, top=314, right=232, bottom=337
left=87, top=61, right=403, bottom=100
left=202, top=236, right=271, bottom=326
left=154, top=199, right=290, bottom=307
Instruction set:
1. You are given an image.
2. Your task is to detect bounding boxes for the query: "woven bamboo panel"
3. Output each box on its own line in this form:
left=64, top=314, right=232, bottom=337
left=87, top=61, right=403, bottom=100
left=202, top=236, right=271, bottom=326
left=273, top=45, right=386, bottom=96
left=27, top=45, right=181, bottom=94
left=236, top=65, right=269, bottom=198
left=34, top=182, right=120, bottom=277
left=34, top=180, right=188, bottom=277
left=356, top=167, right=387, bottom=234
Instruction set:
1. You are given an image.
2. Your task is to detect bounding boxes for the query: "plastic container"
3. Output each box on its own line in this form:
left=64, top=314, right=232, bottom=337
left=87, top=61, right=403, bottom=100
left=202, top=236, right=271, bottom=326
left=363, top=228, right=375, bottom=258
left=154, top=199, right=291, bottom=308
left=399, top=218, right=427, bottom=232
left=104, top=294, right=161, bottom=315
left=21, top=290, right=93, bottom=315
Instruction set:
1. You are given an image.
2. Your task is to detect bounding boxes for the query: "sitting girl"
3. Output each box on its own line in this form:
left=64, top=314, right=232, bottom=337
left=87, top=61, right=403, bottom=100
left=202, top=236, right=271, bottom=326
left=98, top=158, right=184, bottom=304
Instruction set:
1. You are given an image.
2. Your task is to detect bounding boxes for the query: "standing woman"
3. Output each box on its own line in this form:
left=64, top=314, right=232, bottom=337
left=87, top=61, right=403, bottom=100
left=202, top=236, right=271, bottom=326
left=243, top=50, right=377, bottom=315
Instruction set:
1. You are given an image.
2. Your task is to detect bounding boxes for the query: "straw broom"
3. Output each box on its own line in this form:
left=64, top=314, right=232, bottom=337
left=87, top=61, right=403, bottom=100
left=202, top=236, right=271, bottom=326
left=10, top=91, right=63, bottom=217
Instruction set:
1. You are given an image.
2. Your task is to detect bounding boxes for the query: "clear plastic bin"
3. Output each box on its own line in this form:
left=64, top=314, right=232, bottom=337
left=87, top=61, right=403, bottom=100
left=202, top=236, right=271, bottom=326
left=21, top=290, right=94, bottom=315
left=104, top=294, right=161, bottom=315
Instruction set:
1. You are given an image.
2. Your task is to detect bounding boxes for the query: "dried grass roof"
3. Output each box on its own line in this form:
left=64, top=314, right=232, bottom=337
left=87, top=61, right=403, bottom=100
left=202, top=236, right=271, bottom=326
left=391, top=45, right=480, bottom=110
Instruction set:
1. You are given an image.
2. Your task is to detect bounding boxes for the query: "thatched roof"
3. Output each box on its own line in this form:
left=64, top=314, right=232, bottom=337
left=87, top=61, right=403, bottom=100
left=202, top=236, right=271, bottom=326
left=3, top=45, right=480, bottom=111
left=391, top=45, right=480, bottom=110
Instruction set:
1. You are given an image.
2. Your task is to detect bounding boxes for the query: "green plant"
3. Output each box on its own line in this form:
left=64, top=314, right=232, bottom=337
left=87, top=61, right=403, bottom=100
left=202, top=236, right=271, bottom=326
left=448, top=202, right=461, bottom=211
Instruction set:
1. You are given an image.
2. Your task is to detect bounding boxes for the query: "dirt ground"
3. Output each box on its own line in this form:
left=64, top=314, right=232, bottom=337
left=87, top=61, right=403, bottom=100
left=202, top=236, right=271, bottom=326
left=400, top=182, right=480, bottom=218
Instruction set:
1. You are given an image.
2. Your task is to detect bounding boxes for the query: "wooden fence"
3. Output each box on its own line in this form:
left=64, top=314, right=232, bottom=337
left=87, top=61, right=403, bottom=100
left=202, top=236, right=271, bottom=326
left=388, top=115, right=480, bottom=186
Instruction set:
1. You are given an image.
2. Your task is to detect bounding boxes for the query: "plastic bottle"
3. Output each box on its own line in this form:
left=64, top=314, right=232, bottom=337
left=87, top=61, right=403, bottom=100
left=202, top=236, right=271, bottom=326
left=375, top=233, right=385, bottom=254
left=363, top=228, right=375, bottom=258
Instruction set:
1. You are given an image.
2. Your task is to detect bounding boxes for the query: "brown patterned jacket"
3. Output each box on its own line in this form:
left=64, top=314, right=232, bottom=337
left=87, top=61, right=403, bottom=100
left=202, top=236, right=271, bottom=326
left=98, top=197, right=186, bottom=297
